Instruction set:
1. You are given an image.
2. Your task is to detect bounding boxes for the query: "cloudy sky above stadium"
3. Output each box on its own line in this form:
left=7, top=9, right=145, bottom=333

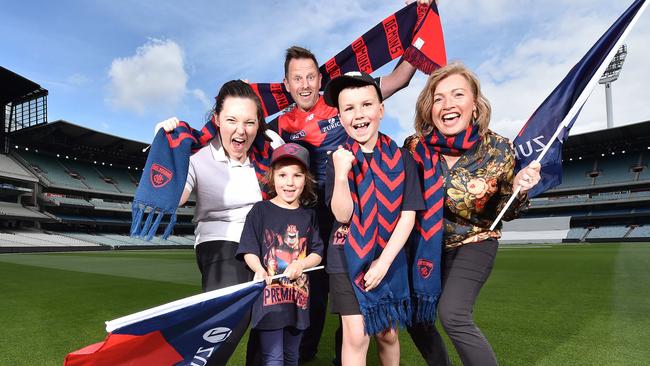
left=3, top=0, right=649, bottom=144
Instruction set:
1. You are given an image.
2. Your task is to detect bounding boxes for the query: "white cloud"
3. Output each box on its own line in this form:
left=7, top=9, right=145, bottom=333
left=191, top=88, right=212, bottom=110
left=107, top=39, right=187, bottom=114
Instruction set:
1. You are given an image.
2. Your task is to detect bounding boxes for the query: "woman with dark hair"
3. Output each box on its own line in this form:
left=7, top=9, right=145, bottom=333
left=405, top=63, right=541, bottom=366
left=155, top=80, right=283, bottom=364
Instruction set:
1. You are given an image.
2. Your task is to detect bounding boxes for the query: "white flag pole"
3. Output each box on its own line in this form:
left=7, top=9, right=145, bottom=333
left=489, top=0, right=648, bottom=231
left=106, top=265, right=324, bottom=332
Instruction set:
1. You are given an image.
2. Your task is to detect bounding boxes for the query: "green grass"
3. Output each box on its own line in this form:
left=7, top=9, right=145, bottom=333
left=1, top=244, right=649, bottom=365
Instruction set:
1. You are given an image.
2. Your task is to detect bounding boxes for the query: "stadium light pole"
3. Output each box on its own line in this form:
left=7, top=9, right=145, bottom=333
left=598, top=44, right=628, bottom=129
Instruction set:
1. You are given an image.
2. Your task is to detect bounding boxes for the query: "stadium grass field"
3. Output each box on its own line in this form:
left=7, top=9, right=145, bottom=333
left=1, top=243, right=649, bottom=365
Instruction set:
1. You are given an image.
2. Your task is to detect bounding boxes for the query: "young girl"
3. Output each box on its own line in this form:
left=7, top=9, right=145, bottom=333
left=322, top=72, right=425, bottom=366
left=236, top=143, right=323, bottom=366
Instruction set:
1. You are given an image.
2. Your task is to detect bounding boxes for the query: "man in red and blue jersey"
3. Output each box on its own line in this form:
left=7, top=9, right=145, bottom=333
left=267, top=45, right=421, bottom=363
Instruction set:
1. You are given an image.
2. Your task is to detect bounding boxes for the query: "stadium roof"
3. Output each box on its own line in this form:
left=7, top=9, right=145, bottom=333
left=0, top=66, right=46, bottom=104
left=10, top=120, right=148, bottom=165
left=564, top=119, right=650, bottom=158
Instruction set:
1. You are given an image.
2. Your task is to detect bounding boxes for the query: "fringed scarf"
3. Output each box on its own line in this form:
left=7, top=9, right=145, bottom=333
left=250, top=2, right=446, bottom=117
left=410, top=124, right=480, bottom=324
left=131, top=120, right=273, bottom=240
left=345, top=133, right=411, bottom=335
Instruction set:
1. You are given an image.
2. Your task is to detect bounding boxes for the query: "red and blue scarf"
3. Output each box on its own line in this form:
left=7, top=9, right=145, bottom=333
left=250, top=2, right=446, bottom=117
left=345, top=133, right=411, bottom=335
left=131, top=120, right=272, bottom=240
left=409, top=124, right=480, bottom=324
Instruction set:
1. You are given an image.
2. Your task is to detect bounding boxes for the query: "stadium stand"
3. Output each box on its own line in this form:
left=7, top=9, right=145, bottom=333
left=2, top=66, right=649, bottom=252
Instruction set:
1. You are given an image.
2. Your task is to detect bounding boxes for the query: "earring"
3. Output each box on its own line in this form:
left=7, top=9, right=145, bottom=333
left=472, top=108, right=478, bottom=121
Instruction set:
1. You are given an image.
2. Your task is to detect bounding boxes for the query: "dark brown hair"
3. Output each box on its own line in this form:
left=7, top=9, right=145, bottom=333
left=284, top=46, right=319, bottom=77
left=210, top=79, right=266, bottom=137
left=265, top=158, right=318, bottom=207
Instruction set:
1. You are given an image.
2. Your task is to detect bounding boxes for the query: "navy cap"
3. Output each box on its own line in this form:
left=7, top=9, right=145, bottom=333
left=323, top=71, right=383, bottom=108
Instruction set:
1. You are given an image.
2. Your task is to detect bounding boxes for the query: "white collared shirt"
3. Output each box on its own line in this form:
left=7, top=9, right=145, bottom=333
left=185, top=130, right=283, bottom=246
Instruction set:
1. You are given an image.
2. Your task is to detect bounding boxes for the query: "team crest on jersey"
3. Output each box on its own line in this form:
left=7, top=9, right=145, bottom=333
left=150, top=163, right=172, bottom=188
left=319, top=117, right=341, bottom=134
left=417, top=259, right=434, bottom=278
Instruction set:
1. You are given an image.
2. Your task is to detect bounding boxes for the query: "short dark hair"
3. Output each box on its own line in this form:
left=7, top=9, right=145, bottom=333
left=284, top=46, right=319, bottom=76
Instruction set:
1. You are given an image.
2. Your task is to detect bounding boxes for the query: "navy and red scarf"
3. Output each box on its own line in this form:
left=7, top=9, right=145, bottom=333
left=344, top=133, right=411, bottom=335
left=409, top=124, right=480, bottom=324
left=250, top=2, right=446, bottom=117
left=131, top=120, right=272, bottom=240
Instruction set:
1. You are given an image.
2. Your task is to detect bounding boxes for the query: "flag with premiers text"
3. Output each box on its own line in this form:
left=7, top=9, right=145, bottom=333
left=64, top=281, right=264, bottom=366
left=513, top=0, right=647, bottom=198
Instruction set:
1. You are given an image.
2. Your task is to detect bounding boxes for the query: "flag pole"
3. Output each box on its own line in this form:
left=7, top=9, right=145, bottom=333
left=106, top=265, right=325, bottom=332
left=489, top=0, right=648, bottom=231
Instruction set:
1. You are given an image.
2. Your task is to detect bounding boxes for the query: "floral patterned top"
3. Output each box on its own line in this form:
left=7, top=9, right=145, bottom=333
left=408, top=130, right=529, bottom=249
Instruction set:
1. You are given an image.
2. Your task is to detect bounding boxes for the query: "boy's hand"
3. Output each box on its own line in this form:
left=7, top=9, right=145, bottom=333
left=332, top=145, right=355, bottom=178
left=363, top=259, right=389, bottom=291
left=283, top=260, right=305, bottom=280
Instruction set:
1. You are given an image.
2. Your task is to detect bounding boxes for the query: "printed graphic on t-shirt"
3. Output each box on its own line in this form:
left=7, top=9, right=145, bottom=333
left=262, top=224, right=309, bottom=309
left=332, top=224, right=349, bottom=246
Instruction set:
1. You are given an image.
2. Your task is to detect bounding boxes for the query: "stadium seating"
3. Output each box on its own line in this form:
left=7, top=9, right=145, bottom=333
left=594, top=153, right=638, bottom=185
left=17, top=151, right=90, bottom=189
left=566, top=227, right=589, bottom=241
left=585, top=225, right=630, bottom=239
left=555, top=159, right=595, bottom=188
left=0, top=201, right=52, bottom=220
left=628, top=225, right=650, bottom=238
left=59, top=159, right=121, bottom=193
left=95, top=166, right=138, bottom=194
left=0, top=153, right=38, bottom=182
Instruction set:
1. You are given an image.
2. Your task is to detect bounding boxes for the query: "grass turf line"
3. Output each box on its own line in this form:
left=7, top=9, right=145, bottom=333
left=1, top=244, right=649, bottom=365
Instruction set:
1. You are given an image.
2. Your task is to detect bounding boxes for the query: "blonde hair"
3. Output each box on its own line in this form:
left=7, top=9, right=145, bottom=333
left=414, top=62, right=491, bottom=136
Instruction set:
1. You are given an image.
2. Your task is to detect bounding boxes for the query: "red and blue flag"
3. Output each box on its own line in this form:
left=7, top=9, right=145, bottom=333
left=64, top=281, right=263, bottom=366
left=513, top=0, right=647, bottom=198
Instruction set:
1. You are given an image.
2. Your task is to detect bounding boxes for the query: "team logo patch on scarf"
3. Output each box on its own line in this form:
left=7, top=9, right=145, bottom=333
left=344, top=133, right=412, bottom=335
left=409, top=123, right=480, bottom=324
left=150, top=163, right=173, bottom=188
left=131, top=120, right=272, bottom=241
left=250, top=2, right=446, bottom=117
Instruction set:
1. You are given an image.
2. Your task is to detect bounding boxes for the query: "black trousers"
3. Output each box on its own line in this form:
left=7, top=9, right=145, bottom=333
left=196, top=240, right=251, bottom=366
left=408, top=239, right=499, bottom=366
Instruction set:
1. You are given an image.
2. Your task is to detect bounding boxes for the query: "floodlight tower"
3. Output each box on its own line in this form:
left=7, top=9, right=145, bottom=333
left=598, top=44, right=628, bottom=129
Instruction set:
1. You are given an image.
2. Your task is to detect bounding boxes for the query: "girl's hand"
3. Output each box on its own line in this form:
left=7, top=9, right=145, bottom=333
left=254, top=269, right=272, bottom=285
left=154, top=117, right=181, bottom=135
left=283, top=260, right=305, bottom=280
left=514, top=161, right=542, bottom=192
left=363, top=259, right=390, bottom=291
left=332, top=145, right=356, bottom=179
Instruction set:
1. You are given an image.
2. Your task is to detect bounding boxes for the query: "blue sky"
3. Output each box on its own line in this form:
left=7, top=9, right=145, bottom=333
left=3, top=0, right=649, bottom=144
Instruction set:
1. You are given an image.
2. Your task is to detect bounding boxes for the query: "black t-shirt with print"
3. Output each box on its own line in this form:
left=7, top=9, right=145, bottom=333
left=236, top=200, right=324, bottom=330
left=324, top=147, right=425, bottom=274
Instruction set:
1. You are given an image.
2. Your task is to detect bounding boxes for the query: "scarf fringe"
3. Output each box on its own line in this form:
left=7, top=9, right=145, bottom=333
left=360, top=297, right=412, bottom=336
left=130, top=202, right=177, bottom=241
left=404, top=46, right=438, bottom=75
left=413, top=293, right=440, bottom=325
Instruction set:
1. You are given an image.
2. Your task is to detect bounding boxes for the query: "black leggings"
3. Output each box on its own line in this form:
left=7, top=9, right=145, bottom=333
left=195, top=240, right=251, bottom=366
left=408, top=239, right=499, bottom=366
